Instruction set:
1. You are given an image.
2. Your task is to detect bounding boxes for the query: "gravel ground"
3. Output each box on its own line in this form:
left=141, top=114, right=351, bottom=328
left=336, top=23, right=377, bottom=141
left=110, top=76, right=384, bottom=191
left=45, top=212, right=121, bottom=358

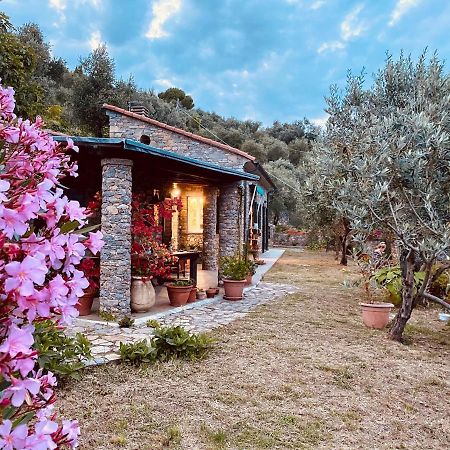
left=58, top=249, right=450, bottom=450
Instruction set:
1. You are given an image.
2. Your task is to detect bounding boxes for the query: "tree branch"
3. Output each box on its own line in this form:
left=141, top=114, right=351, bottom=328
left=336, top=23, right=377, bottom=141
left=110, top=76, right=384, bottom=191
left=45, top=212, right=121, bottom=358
left=422, top=292, right=450, bottom=311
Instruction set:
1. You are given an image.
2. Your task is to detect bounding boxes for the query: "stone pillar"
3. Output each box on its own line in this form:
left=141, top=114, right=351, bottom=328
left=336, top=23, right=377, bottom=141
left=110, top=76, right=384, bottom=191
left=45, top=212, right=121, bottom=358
left=100, top=158, right=133, bottom=317
left=218, top=182, right=242, bottom=258
left=202, top=186, right=219, bottom=270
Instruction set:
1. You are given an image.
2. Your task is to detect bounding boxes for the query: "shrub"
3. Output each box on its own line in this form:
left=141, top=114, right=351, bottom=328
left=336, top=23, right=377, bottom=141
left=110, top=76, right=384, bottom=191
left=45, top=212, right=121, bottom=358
left=152, top=326, right=214, bottom=361
left=220, top=256, right=250, bottom=280
left=119, top=339, right=156, bottom=365
left=119, top=326, right=214, bottom=364
left=146, top=319, right=161, bottom=328
left=118, top=316, right=135, bottom=328
left=33, top=320, right=92, bottom=379
left=170, top=279, right=194, bottom=287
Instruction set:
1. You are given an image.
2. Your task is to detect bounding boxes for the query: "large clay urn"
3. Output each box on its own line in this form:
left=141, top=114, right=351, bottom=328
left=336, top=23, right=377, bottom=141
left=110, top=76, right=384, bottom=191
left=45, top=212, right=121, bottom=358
left=131, top=277, right=156, bottom=313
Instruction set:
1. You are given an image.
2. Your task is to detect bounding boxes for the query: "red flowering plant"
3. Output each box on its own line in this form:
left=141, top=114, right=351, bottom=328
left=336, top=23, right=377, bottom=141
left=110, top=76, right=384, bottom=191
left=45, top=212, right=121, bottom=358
left=78, top=257, right=100, bottom=295
left=131, top=194, right=181, bottom=280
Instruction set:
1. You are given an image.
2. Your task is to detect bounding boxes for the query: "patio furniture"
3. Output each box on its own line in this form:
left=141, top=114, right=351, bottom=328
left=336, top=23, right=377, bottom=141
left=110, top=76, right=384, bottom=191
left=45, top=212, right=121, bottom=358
left=172, top=251, right=201, bottom=283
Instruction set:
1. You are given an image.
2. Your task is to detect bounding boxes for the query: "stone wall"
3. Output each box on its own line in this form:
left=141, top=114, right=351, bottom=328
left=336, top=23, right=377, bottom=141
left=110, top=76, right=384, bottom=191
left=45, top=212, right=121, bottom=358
left=107, top=110, right=249, bottom=171
left=218, top=182, right=242, bottom=257
left=272, top=232, right=307, bottom=247
left=99, top=158, right=133, bottom=316
left=203, top=187, right=219, bottom=270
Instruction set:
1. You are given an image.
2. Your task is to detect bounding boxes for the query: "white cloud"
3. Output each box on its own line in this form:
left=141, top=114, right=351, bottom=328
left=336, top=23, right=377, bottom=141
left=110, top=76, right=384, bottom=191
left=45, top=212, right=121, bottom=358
left=311, top=114, right=329, bottom=128
left=317, top=4, right=366, bottom=54
left=340, top=4, right=366, bottom=40
left=89, top=30, right=102, bottom=50
left=389, top=0, right=420, bottom=26
left=154, top=78, right=174, bottom=89
left=317, top=40, right=345, bottom=54
left=49, top=0, right=67, bottom=11
left=310, top=1, right=325, bottom=10
left=146, top=0, right=183, bottom=39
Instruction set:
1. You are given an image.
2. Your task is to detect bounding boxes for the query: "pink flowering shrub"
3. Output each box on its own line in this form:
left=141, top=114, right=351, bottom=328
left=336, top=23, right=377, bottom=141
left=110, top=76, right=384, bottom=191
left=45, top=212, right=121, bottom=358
left=0, top=81, right=104, bottom=448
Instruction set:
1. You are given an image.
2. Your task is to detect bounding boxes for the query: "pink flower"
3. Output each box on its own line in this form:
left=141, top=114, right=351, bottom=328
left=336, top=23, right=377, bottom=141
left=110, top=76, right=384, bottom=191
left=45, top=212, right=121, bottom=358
left=35, top=179, right=55, bottom=208
left=66, top=269, right=89, bottom=298
left=24, top=419, right=58, bottom=450
left=0, top=324, right=34, bottom=358
left=5, top=255, right=48, bottom=296
left=65, top=138, right=79, bottom=153
left=64, top=201, right=86, bottom=224
left=62, top=420, right=80, bottom=447
left=0, top=179, right=10, bottom=203
left=0, top=419, right=28, bottom=450
left=2, top=376, right=41, bottom=407
left=1, top=125, right=20, bottom=144
left=0, top=83, right=16, bottom=118
left=0, top=206, right=28, bottom=238
left=84, top=231, right=104, bottom=255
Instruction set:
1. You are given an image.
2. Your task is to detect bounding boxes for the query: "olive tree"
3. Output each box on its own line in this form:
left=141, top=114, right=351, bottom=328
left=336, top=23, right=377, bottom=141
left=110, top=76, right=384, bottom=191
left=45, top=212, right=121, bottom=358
left=310, top=53, right=450, bottom=341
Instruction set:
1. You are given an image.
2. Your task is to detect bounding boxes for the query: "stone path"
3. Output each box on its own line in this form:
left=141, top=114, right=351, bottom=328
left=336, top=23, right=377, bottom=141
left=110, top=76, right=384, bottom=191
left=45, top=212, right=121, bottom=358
left=69, top=281, right=299, bottom=366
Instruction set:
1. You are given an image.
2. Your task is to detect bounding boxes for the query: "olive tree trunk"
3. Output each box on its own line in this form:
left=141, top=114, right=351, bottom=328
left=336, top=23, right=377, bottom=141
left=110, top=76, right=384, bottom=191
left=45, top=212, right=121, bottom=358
left=390, top=248, right=416, bottom=342
left=339, top=218, right=351, bottom=266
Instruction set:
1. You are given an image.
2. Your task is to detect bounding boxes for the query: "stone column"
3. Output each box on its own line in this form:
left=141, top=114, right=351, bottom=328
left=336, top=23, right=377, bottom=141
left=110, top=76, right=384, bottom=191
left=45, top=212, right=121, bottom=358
left=100, top=158, right=133, bottom=317
left=218, top=182, right=242, bottom=258
left=202, top=186, right=219, bottom=270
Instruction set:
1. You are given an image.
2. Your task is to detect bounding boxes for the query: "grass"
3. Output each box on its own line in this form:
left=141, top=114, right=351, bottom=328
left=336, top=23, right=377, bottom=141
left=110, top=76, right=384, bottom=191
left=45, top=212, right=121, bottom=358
left=57, top=249, right=449, bottom=449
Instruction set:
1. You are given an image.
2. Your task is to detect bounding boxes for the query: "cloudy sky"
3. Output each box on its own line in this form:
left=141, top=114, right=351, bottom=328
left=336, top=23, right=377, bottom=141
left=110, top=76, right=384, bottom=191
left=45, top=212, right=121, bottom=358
left=2, top=0, right=450, bottom=125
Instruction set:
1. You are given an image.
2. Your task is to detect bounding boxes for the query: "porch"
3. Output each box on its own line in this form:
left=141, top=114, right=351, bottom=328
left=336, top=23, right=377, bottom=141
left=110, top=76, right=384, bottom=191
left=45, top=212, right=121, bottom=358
left=59, top=136, right=260, bottom=319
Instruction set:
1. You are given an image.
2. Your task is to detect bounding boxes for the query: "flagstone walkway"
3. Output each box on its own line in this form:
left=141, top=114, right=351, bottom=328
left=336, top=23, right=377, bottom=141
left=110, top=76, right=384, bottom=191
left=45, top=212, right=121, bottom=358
left=69, top=281, right=300, bottom=365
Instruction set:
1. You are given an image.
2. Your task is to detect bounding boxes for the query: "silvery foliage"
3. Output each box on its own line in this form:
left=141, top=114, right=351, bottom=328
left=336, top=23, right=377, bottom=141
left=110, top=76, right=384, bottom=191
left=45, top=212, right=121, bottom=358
left=308, top=53, right=450, bottom=263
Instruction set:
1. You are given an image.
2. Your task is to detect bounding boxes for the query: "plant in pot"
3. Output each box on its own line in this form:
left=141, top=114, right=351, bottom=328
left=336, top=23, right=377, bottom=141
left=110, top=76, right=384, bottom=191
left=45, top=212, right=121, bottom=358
left=166, top=279, right=194, bottom=307
left=196, top=288, right=207, bottom=300
left=245, top=260, right=258, bottom=285
left=131, top=195, right=180, bottom=312
left=356, top=249, right=394, bottom=329
left=187, top=279, right=197, bottom=303
left=220, top=255, right=250, bottom=300
left=77, top=257, right=100, bottom=316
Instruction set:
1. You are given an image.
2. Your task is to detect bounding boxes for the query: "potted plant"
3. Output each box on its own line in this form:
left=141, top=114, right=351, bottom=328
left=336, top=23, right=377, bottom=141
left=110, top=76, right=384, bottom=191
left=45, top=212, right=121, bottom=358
left=245, top=260, right=258, bottom=285
left=357, top=250, right=394, bottom=329
left=220, top=256, right=250, bottom=300
left=166, top=279, right=194, bottom=306
left=206, top=287, right=217, bottom=298
left=188, top=279, right=197, bottom=303
left=77, top=257, right=100, bottom=316
left=196, top=288, right=207, bottom=300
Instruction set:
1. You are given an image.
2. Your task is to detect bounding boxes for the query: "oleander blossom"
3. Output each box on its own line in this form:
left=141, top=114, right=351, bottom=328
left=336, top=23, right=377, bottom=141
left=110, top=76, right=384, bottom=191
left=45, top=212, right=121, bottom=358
left=0, top=81, right=104, bottom=449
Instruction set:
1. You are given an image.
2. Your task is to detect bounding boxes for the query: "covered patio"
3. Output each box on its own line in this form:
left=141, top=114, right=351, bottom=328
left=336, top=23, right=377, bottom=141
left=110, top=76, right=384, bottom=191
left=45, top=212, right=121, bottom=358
left=58, top=136, right=259, bottom=319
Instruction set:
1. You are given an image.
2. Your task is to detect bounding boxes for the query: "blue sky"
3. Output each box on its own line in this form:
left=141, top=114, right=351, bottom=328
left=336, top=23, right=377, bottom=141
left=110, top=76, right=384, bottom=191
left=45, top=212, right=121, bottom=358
left=2, top=0, right=450, bottom=126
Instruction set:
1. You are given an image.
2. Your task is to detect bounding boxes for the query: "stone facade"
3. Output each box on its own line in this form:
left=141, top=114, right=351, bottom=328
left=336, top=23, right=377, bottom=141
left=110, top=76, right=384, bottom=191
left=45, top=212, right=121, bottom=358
left=106, top=110, right=249, bottom=171
left=218, top=182, right=242, bottom=257
left=100, top=158, right=133, bottom=316
left=202, top=187, right=219, bottom=270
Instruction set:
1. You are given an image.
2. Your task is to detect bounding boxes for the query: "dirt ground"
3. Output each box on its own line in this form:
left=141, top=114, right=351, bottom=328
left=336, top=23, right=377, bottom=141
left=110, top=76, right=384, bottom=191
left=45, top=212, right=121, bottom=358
left=58, top=249, right=450, bottom=450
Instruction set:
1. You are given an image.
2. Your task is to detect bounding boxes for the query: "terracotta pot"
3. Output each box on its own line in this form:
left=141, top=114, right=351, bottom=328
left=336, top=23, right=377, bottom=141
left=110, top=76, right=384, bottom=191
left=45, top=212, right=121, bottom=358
left=360, top=302, right=395, bottom=329
left=187, top=287, right=197, bottom=303
left=131, top=277, right=156, bottom=312
left=245, top=273, right=253, bottom=286
left=166, top=284, right=192, bottom=306
left=76, top=287, right=97, bottom=316
left=223, top=279, right=246, bottom=300
left=206, top=288, right=217, bottom=298
left=197, top=291, right=207, bottom=300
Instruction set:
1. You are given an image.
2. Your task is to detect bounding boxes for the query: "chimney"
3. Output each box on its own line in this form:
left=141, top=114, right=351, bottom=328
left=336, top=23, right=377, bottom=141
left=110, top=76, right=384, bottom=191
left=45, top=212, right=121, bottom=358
left=128, top=101, right=149, bottom=118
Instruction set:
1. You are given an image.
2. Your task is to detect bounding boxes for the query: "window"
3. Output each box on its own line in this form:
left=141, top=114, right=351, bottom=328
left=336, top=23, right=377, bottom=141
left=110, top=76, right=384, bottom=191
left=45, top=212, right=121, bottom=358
left=187, top=196, right=203, bottom=233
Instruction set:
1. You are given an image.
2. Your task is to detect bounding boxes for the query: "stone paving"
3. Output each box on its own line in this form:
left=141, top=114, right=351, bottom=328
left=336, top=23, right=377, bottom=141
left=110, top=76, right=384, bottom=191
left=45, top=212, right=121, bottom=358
left=69, top=281, right=300, bottom=366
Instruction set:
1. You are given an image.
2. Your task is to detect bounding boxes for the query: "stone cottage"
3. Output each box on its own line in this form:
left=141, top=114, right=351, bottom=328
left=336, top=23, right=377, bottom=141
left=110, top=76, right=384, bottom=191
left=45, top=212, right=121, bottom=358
left=58, top=104, right=274, bottom=316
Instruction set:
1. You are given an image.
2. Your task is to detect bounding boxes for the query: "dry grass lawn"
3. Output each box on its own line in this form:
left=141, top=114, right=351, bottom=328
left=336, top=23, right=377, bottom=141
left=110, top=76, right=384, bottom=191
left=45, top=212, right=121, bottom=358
left=58, top=249, right=450, bottom=449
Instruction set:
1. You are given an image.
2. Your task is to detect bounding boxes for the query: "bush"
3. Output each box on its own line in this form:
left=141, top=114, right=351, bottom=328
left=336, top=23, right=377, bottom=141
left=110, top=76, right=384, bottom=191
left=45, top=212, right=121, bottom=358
left=33, top=320, right=92, bottom=379
left=119, top=325, right=214, bottom=365
left=220, top=256, right=250, bottom=280
left=119, top=339, right=156, bottom=365
left=118, top=316, right=135, bottom=328
left=146, top=319, right=161, bottom=328
left=152, top=326, right=214, bottom=361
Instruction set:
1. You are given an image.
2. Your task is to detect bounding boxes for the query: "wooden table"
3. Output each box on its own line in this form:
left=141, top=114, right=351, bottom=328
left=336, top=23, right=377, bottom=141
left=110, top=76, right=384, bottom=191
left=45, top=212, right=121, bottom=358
left=172, top=251, right=201, bottom=283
